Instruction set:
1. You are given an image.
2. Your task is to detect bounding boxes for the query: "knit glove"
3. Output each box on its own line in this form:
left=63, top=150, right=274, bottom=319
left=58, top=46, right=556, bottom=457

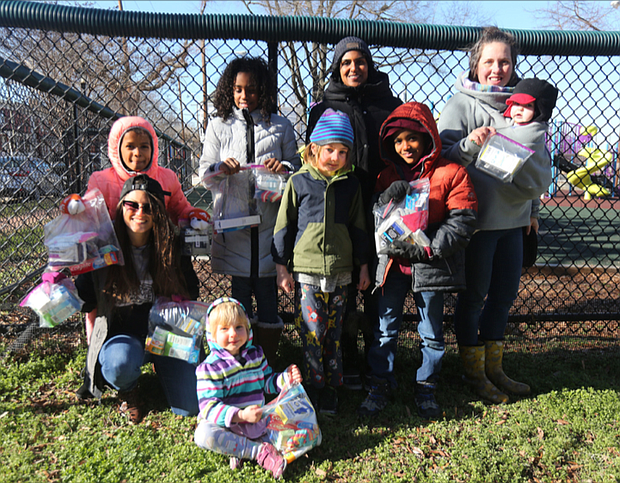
left=189, top=209, right=210, bottom=230
left=60, top=194, right=85, bottom=215
left=379, top=240, right=428, bottom=262
left=378, top=180, right=411, bottom=205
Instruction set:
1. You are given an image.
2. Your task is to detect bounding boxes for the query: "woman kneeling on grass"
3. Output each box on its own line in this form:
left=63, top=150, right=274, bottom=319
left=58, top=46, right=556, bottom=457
left=75, top=174, right=200, bottom=423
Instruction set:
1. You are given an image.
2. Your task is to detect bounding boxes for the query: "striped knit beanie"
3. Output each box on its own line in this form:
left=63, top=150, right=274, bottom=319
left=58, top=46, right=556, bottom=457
left=309, top=108, right=354, bottom=150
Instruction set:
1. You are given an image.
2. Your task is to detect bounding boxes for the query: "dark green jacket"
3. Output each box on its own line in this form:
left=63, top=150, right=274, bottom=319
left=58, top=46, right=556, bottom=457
left=272, top=164, right=369, bottom=276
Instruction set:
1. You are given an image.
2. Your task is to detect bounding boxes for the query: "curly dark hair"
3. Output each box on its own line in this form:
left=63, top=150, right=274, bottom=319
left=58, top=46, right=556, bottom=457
left=212, top=56, right=276, bottom=122
left=468, top=26, right=520, bottom=87
left=103, top=192, right=188, bottom=304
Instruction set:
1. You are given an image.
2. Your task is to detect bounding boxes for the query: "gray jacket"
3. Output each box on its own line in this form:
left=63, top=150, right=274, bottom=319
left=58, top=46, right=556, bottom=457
left=199, top=108, right=300, bottom=277
left=437, top=72, right=552, bottom=231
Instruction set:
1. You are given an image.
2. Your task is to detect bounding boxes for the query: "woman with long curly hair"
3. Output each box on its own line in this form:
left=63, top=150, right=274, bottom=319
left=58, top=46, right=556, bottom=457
left=76, top=174, right=200, bottom=423
left=199, top=56, right=300, bottom=366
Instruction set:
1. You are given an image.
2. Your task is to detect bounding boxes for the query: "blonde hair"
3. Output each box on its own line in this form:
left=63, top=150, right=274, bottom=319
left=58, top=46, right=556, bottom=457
left=303, top=142, right=352, bottom=172
left=208, top=301, right=249, bottom=335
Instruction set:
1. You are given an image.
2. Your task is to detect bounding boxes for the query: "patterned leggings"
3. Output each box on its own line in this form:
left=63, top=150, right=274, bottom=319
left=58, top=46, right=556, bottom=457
left=295, top=282, right=348, bottom=389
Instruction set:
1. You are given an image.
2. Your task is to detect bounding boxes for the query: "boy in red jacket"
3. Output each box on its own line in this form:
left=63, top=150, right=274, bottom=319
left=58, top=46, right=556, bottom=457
left=358, top=102, right=478, bottom=419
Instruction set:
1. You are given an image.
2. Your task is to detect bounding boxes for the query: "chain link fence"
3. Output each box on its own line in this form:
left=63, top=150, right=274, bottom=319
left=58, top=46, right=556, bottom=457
left=1, top=2, right=619, bottom=352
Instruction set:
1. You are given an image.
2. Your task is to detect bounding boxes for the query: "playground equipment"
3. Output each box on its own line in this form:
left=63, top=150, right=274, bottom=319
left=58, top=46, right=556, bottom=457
left=552, top=125, right=618, bottom=200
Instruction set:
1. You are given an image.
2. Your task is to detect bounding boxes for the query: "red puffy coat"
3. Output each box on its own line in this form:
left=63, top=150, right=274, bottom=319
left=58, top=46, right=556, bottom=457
left=88, top=116, right=193, bottom=224
left=374, top=102, right=478, bottom=292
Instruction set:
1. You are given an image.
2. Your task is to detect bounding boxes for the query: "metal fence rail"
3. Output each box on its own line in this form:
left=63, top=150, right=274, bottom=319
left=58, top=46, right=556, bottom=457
left=1, top=1, right=619, bottom=342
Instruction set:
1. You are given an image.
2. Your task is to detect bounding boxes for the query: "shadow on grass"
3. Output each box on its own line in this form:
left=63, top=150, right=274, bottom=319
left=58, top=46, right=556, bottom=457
left=4, top=326, right=619, bottom=482
left=272, top=328, right=620, bottom=477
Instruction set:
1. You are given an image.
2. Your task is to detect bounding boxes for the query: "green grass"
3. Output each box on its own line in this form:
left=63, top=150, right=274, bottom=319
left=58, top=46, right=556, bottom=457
left=0, top=332, right=619, bottom=482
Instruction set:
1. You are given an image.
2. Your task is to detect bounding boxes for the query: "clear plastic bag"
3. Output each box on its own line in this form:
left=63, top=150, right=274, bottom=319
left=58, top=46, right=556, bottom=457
left=43, top=189, right=124, bottom=275
left=373, top=178, right=431, bottom=255
left=20, top=272, right=83, bottom=328
left=252, top=166, right=289, bottom=203
left=181, top=225, right=212, bottom=256
left=145, top=296, right=208, bottom=364
left=261, top=378, right=322, bottom=464
left=203, top=166, right=261, bottom=233
left=476, top=132, right=535, bottom=183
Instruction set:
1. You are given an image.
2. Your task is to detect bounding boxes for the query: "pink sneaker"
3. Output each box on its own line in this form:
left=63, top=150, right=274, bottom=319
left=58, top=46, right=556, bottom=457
left=256, top=442, right=286, bottom=479
left=229, top=456, right=243, bottom=470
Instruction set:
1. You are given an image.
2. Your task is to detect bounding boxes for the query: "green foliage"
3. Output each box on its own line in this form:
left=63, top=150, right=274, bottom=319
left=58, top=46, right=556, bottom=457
left=0, top=340, right=619, bottom=482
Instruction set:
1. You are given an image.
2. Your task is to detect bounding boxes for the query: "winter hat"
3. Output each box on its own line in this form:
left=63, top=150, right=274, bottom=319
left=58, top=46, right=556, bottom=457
left=383, top=119, right=427, bottom=141
left=381, top=116, right=432, bottom=170
left=309, top=108, right=354, bottom=150
left=504, top=77, right=559, bottom=123
left=119, top=174, right=170, bottom=203
left=331, top=36, right=374, bottom=75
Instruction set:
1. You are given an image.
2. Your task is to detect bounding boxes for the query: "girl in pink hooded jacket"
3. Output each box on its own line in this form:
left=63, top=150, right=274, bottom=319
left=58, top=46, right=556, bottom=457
left=62, top=116, right=209, bottom=229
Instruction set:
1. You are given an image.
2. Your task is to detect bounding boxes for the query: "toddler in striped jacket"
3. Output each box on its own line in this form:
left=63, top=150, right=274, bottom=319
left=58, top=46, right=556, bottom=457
left=194, top=297, right=301, bottom=479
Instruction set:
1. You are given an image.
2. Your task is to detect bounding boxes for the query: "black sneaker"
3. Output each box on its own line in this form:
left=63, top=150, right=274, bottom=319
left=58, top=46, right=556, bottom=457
left=343, top=372, right=363, bottom=391
left=414, top=381, right=441, bottom=420
left=357, top=377, right=390, bottom=417
left=320, top=386, right=338, bottom=415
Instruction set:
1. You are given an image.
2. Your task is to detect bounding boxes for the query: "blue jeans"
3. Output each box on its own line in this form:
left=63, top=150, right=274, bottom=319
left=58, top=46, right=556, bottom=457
left=453, top=228, right=523, bottom=346
left=232, top=275, right=279, bottom=324
left=367, top=270, right=445, bottom=387
left=98, top=334, right=199, bottom=416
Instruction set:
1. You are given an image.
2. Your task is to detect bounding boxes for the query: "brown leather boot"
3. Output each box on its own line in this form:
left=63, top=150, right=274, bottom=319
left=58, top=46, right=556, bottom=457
left=117, top=386, right=144, bottom=424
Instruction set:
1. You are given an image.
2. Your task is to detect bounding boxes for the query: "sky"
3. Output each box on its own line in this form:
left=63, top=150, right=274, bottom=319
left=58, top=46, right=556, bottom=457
left=90, top=1, right=551, bottom=30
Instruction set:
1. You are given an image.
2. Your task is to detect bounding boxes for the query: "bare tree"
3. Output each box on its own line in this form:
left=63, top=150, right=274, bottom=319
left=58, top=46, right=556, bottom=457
left=532, top=0, right=620, bottom=31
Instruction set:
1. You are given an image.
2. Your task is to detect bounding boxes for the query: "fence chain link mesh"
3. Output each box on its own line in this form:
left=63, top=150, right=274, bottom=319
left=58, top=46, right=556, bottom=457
left=1, top=8, right=619, bottom=354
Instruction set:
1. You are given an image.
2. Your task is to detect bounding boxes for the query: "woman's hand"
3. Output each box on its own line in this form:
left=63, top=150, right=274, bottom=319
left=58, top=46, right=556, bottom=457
left=357, top=264, right=371, bottom=291
left=236, top=405, right=263, bottom=423
left=468, top=126, right=496, bottom=147
left=276, top=264, right=295, bottom=293
left=264, top=157, right=285, bottom=173
left=526, top=217, right=539, bottom=235
left=220, top=158, right=241, bottom=175
left=287, top=364, right=303, bottom=384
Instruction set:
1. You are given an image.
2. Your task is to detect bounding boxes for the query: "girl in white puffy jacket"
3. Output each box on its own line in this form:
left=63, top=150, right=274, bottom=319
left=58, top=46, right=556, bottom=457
left=199, top=56, right=300, bottom=365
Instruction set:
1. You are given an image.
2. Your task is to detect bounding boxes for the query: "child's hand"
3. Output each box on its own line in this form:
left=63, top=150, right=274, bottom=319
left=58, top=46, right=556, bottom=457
left=264, top=157, right=285, bottom=173
left=287, top=364, right=303, bottom=384
left=357, top=264, right=371, bottom=291
left=237, top=405, right=263, bottom=423
left=221, top=158, right=241, bottom=175
left=276, top=264, right=295, bottom=293
left=468, top=126, right=496, bottom=147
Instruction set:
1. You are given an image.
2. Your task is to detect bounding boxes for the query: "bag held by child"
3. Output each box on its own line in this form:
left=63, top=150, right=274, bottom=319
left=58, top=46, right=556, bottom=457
left=203, top=166, right=262, bottom=233
left=261, top=377, right=322, bottom=464
left=252, top=166, right=289, bottom=203
left=44, top=189, right=124, bottom=275
left=373, top=178, right=431, bottom=255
